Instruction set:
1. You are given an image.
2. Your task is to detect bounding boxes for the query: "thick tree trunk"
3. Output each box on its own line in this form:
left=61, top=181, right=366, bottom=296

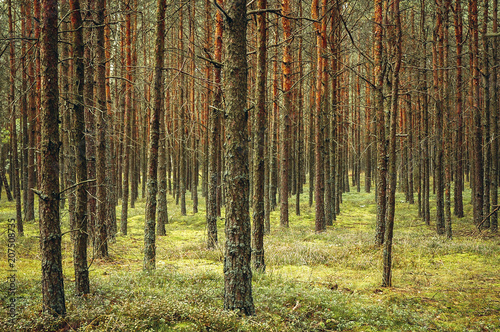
left=39, top=0, right=66, bottom=315
left=222, top=0, right=255, bottom=315
left=70, top=0, right=89, bottom=296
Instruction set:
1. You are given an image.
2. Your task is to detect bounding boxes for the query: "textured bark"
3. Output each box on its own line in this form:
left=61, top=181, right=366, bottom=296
left=39, top=0, right=66, bottom=315
left=121, top=3, right=132, bottom=235
left=207, top=0, right=223, bottom=249
left=453, top=0, right=464, bottom=218
left=482, top=0, right=491, bottom=229
left=157, top=102, right=168, bottom=236
left=374, top=0, right=387, bottom=245
left=312, top=0, right=325, bottom=233
left=295, top=0, right=304, bottom=217
left=420, top=0, right=431, bottom=226
left=433, top=0, right=445, bottom=235
left=443, top=0, right=452, bottom=239
left=70, top=0, right=89, bottom=296
left=252, top=0, right=267, bottom=271
left=322, top=0, right=332, bottom=226
left=104, top=0, right=117, bottom=239
left=95, top=0, right=108, bottom=258
left=382, top=0, right=401, bottom=288
left=144, top=0, right=166, bottom=271
left=222, top=0, right=255, bottom=315
left=84, top=0, right=96, bottom=243
left=470, top=0, right=483, bottom=225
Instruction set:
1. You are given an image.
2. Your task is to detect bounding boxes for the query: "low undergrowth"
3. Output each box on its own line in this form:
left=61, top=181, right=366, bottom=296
left=0, top=185, right=499, bottom=331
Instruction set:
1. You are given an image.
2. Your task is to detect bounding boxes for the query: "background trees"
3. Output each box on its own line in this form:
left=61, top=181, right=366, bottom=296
left=0, top=0, right=499, bottom=318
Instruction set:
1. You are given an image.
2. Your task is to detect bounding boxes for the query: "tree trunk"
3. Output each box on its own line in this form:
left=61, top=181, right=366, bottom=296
left=8, top=0, right=23, bottom=236
left=39, top=0, right=66, bottom=315
left=84, top=0, right=96, bottom=244
left=26, top=1, right=36, bottom=222
left=491, top=0, right=498, bottom=232
left=207, top=0, right=223, bottom=249
left=470, top=0, right=483, bottom=225
left=453, top=0, right=465, bottom=218
left=222, top=0, right=255, bottom=315
left=482, top=0, right=491, bottom=229
left=70, top=0, right=90, bottom=296
left=382, top=0, right=402, bottom=288
left=374, top=0, right=387, bottom=245
left=252, top=0, right=267, bottom=271
left=312, top=0, right=325, bottom=233
left=280, top=0, right=292, bottom=228
left=95, top=0, right=108, bottom=258
left=121, top=2, right=133, bottom=235
left=144, top=0, right=166, bottom=271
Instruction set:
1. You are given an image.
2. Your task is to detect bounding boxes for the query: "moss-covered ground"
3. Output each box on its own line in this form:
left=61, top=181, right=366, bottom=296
left=0, top=184, right=499, bottom=331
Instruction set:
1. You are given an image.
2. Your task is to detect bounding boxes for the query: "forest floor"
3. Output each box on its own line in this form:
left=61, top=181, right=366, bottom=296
left=0, top=184, right=499, bottom=331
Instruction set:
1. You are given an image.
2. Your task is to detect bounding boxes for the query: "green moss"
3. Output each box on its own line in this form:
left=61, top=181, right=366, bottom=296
left=0, top=185, right=499, bottom=331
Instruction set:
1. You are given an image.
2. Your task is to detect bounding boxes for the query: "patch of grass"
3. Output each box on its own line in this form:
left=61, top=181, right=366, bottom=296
left=0, top=184, right=499, bottom=331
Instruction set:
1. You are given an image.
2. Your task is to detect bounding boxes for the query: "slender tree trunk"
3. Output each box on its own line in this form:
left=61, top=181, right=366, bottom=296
left=470, top=0, right=483, bottom=225
left=8, top=0, right=23, bottom=236
left=491, top=0, right=498, bottom=232
left=454, top=0, right=465, bottom=218
left=157, top=100, right=168, bottom=235
left=25, top=2, right=36, bottom=222
left=252, top=0, right=267, bottom=271
left=374, top=0, right=387, bottom=245
left=121, top=3, right=133, bottom=235
left=312, top=0, right=325, bottom=233
left=70, top=0, right=89, bottom=296
left=207, top=0, right=223, bottom=249
left=222, top=0, right=255, bottom=315
left=382, top=0, right=402, bottom=287
left=433, top=0, right=445, bottom=235
left=39, top=0, right=66, bottom=315
left=95, top=0, right=108, bottom=258
left=482, top=0, right=491, bottom=229
left=144, top=0, right=166, bottom=271
left=84, top=1, right=96, bottom=244
left=280, top=0, right=292, bottom=228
